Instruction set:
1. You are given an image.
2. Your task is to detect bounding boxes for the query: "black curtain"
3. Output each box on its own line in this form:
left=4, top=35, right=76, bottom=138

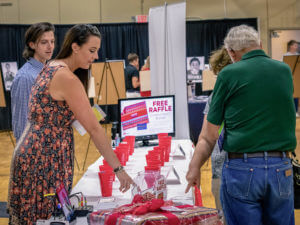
left=186, top=18, right=258, bottom=63
left=0, top=18, right=257, bottom=130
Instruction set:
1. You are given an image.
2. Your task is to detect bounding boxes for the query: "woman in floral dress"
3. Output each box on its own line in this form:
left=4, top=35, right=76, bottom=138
left=8, top=24, right=133, bottom=224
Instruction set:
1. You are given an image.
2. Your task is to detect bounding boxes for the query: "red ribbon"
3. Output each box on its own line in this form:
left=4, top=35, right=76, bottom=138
left=103, top=195, right=187, bottom=225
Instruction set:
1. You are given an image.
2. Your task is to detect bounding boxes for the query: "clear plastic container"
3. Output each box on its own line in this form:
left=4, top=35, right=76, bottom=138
left=131, top=170, right=167, bottom=200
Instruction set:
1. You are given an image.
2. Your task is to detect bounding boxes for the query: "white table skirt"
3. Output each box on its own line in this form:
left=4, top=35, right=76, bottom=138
left=65, top=139, right=195, bottom=225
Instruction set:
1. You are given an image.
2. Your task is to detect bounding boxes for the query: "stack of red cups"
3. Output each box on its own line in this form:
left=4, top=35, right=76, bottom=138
left=144, top=133, right=172, bottom=172
left=114, top=136, right=136, bottom=166
left=115, top=143, right=130, bottom=166
left=157, top=133, right=172, bottom=162
left=98, top=162, right=114, bottom=197
left=122, top=136, right=135, bottom=155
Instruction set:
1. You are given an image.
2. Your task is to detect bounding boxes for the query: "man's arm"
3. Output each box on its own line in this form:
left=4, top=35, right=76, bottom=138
left=185, top=116, right=220, bottom=192
left=131, top=76, right=140, bottom=89
left=131, top=69, right=140, bottom=89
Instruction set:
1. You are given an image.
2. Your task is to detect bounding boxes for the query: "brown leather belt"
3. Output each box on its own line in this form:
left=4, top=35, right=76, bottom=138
left=228, top=151, right=291, bottom=159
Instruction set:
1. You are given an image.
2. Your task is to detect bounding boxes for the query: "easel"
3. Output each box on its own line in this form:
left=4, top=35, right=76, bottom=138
left=0, top=69, right=15, bottom=148
left=283, top=55, right=300, bottom=97
left=82, top=60, right=126, bottom=171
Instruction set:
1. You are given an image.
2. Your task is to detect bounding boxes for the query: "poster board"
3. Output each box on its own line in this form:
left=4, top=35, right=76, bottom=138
left=186, top=56, right=205, bottom=81
left=1, top=61, right=18, bottom=91
left=139, top=70, right=151, bottom=92
left=202, top=69, right=217, bottom=91
left=0, top=70, right=6, bottom=107
left=91, top=61, right=126, bottom=105
left=283, top=55, right=300, bottom=97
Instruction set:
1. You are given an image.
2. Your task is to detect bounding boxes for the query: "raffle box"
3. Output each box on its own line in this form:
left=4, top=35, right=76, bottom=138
left=88, top=198, right=223, bottom=225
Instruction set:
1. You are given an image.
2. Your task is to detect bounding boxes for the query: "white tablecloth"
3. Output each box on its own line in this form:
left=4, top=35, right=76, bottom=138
left=68, top=139, right=195, bottom=224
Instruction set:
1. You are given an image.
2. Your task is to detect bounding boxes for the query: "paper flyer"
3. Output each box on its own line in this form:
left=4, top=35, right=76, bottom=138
left=72, top=104, right=106, bottom=136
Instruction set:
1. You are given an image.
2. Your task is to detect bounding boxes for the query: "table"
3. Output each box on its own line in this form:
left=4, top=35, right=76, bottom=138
left=67, top=139, right=195, bottom=224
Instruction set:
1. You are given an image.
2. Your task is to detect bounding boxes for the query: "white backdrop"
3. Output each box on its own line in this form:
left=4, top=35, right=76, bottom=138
left=149, top=2, right=189, bottom=139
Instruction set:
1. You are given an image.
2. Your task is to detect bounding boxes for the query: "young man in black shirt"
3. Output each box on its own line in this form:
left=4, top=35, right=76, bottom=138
left=124, top=53, right=140, bottom=97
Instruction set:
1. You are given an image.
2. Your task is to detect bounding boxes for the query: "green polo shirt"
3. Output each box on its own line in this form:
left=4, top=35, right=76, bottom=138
left=207, top=49, right=296, bottom=153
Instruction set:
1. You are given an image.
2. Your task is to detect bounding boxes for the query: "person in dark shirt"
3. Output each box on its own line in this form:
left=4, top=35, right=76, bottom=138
left=124, top=53, right=140, bottom=96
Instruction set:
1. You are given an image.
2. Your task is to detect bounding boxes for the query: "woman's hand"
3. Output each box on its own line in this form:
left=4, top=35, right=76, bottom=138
left=116, top=170, right=134, bottom=192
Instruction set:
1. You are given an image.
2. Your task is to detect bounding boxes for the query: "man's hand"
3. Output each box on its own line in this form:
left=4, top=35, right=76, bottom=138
left=185, top=165, right=201, bottom=193
left=184, top=117, right=219, bottom=193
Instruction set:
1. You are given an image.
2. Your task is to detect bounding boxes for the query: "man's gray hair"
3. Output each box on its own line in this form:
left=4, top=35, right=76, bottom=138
left=224, top=25, right=260, bottom=51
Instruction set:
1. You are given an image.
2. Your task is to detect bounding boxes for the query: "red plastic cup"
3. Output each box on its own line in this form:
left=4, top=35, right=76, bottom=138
left=146, top=159, right=162, bottom=167
left=124, top=136, right=135, bottom=155
left=159, top=144, right=170, bottom=162
left=159, top=140, right=171, bottom=151
left=148, top=149, right=161, bottom=155
left=123, top=136, right=135, bottom=155
left=159, top=145, right=167, bottom=156
left=116, top=147, right=129, bottom=158
left=146, top=153, right=161, bottom=162
left=98, top=172, right=113, bottom=197
left=153, top=147, right=165, bottom=162
left=159, top=135, right=171, bottom=140
left=118, top=143, right=130, bottom=150
left=144, top=165, right=160, bottom=171
left=159, top=136, right=172, bottom=144
left=157, top=133, right=168, bottom=139
left=99, top=165, right=115, bottom=181
left=117, top=145, right=130, bottom=160
left=99, top=165, right=113, bottom=172
left=115, top=151, right=127, bottom=166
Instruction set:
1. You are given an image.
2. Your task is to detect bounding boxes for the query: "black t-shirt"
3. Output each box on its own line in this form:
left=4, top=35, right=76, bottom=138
left=124, top=64, right=140, bottom=92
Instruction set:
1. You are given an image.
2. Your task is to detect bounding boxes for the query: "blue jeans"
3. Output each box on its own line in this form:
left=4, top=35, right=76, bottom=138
left=220, top=153, right=294, bottom=225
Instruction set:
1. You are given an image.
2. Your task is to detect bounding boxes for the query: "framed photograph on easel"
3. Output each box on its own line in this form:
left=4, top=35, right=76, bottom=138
left=1, top=61, right=18, bottom=91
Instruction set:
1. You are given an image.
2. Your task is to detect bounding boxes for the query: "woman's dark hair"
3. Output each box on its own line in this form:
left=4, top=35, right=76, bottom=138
left=23, top=22, right=55, bottom=60
left=56, top=24, right=101, bottom=93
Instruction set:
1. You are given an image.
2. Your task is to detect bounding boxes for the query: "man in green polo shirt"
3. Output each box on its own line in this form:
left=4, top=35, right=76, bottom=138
left=186, top=25, right=296, bottom=225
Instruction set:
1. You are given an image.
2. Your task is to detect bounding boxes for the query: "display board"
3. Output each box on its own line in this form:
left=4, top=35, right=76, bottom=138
left=139, top=70, right=151, bottom=92
left=0, top=70, right=6, bottom=107
left=186, top=56, right=205, bottom=81
left=119, top=95, right=175, bottom=140
left=91, top=61, right=126, bottom=105
left=283, top=55, right=300, bottom=97
left=202, top=70, right=217, bottom=91
left=1, top=61, right=18, bottom=91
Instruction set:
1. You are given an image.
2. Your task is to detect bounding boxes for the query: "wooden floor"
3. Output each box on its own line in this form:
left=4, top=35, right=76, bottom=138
left=0, top=123, right=300, bottom=224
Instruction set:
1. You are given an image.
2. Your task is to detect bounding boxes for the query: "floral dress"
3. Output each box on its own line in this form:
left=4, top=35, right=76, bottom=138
left=8, top=65, right=75, bottom=224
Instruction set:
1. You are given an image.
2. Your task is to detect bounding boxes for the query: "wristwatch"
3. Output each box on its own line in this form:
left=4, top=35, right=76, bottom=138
left=113, top=165, right=124, bottom=174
